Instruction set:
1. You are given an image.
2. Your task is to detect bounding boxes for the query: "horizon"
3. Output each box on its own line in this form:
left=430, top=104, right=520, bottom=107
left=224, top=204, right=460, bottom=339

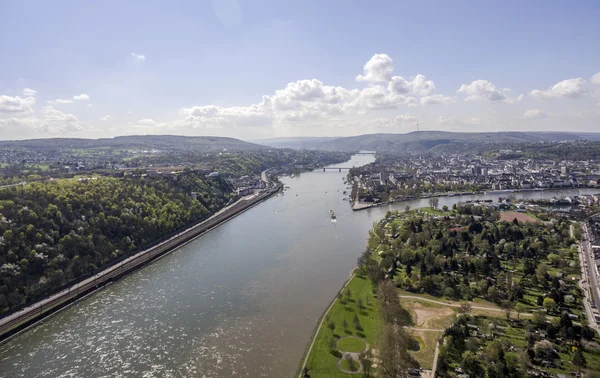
left=1, top=1, right=600, bottom=140
left=2, top=129, right=600, bottom=144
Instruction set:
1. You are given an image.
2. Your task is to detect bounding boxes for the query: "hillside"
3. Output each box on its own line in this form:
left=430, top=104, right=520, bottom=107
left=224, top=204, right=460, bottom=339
left=0, top=135, right=265, bottom=152
left=251, top=136, right=339, bottom=149
left=280, top=131, right=599, bottom=152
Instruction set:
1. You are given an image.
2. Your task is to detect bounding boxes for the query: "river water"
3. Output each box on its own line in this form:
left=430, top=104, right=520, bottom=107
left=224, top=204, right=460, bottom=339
left=0, top=154, right=598, bottom=378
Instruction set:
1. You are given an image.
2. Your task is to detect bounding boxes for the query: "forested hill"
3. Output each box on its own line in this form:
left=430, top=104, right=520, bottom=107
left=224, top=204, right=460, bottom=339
left=0, top=135, right=265, bottom=152
left=0, top=173, right=233, bottom=315
left=270, top=131, right=600, bottom=152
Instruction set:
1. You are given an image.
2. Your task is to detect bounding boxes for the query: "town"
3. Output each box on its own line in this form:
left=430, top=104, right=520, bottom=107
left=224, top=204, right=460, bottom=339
left=349, top=152, right=600, bottom=210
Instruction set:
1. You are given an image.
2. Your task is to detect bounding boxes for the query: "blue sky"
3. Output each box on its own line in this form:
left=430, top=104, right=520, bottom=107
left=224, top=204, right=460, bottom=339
left=1, top=0, right=599, bottom=140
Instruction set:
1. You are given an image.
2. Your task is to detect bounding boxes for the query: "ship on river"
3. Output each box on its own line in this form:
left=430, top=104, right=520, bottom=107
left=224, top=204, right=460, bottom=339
left=330, top=209, right=336, bottom=220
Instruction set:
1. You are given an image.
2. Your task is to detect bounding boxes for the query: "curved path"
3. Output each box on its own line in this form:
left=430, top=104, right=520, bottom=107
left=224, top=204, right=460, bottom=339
left=399, top=295, right=533, bottom=317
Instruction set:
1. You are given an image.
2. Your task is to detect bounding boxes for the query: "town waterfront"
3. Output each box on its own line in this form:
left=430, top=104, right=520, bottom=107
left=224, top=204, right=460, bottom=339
left=0, top=154, right=597, bottom=378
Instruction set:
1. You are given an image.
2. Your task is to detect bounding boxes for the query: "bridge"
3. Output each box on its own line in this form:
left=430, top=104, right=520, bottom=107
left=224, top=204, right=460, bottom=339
left=322, top=167, right=353, bottom=172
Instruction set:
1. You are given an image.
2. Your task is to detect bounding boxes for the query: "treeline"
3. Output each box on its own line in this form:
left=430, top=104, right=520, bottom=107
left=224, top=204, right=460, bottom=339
left=0, top=173, right=233, bottom=314
left=492, top=141, right=600, bottom=161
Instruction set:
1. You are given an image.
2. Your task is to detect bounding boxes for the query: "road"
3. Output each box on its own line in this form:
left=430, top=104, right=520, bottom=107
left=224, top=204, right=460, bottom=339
left=577, top=222, right=600, bottom=334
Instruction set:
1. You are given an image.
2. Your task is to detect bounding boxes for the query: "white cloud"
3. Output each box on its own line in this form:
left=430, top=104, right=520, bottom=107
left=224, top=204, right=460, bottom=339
left=591, top=72, right=600, bottom=85
left=436, top=116, right=481, bottom=126
left=48, top=93, right=90, bottom=104
left=420, top=94, right=456, bottom=105
left=529, top=78, right=587, bottom=99
left=457, top=80, right=513, bottom=103
left=523, top=109, right=548, bottom=119
left=130, top=53, right=146, bottom=63
left=73, top=93, right=89, bottom=101
left=0, top=106, right=84, bottom=136
left=388, top=74, right=435, bottom=96
left=356, top=54, right=394, bottom=83
left=48, top=99, right=73, bottom=105
left=100, top=115, right=111, bottom=121
left=22, top=88, right=37, bottom=96
left=135, top=118, right=156, bottom=126
left=0, top=95, right=36, bottom=113
left=392, top=114, right=418, bottom=125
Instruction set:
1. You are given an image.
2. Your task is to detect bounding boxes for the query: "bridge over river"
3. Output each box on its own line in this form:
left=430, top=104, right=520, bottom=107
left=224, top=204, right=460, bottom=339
left=321, top=167, right=352, bottom=171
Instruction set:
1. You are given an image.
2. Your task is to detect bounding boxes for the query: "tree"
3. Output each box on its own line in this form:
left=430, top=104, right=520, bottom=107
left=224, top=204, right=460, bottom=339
left=543, top=297, right=557, bottom=312
left=326, top=335, right=337, bottom=354
left=461, top=350, right=484, bottom=377
left=532, top=310, right=546, bottom=327
left=573, top=346, right=586, bottom=371
left=327, top=320, right=336, bottom=334
left=357, top=297, right=364, bottom=310
left=359, top=350, right=372, bottom=378
left=428, top=197, right=439, bottom=209
left=500, top=300, right=513, bottom=319
left=346, top=354, right=358, bottom=372
left=534, top=339, right=554, bottom=360
left=442, top=205, right=449, bottom=212
left=378, top=324, right=411, bottom=378
left=343, top=318, right=348, bottom=331
left=353, top=314, right=362, bottom=331
left=458, top=301, right=472, bottom=316
left=404, top=205, right=410, bottom=213
left=377, top=281, right=407, bottom=325
left=515, top=303, right=527, bottom=320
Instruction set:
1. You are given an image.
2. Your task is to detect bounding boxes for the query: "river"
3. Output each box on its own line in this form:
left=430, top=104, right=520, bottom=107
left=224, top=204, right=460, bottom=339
left=0, top=154, right=598, bottom=378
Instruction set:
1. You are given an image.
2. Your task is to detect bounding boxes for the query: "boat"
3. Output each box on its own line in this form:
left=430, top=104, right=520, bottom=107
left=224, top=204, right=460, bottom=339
left=329, top=209, right=337, bottom=220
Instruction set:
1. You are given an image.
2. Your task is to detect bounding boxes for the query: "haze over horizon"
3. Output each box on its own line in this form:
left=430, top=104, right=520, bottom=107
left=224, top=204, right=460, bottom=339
left=1, top=0, right=599, bottom=141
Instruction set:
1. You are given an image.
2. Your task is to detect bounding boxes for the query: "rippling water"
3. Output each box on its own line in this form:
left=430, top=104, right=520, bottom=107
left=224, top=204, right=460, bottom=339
left=0, top=154, right=596, bottom=377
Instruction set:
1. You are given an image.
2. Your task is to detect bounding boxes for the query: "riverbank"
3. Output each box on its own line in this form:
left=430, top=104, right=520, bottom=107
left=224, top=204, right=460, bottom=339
left=0, top=184, right=281, bottom=341
left=352, top=187, right=599, bottom=211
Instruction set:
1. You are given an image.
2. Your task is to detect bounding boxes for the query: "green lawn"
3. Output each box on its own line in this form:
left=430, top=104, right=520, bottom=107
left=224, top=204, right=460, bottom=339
left=303, top=275, right=382, bottom=378
left=339, top=359, right=360, bottom=372
left=337, top=337, right=368, bottom=353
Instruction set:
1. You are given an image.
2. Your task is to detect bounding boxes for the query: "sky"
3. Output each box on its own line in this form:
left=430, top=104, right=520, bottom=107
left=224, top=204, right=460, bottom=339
left=1, top=0, right=599, bottom=141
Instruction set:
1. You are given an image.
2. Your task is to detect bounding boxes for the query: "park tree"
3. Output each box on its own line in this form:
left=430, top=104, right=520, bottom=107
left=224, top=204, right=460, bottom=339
left=458, top=301, right=472, bottom=316
left=327, top=320, right=336, bottom=334
left=500, top=300, right=513, bottom=320
left=428, top=197, right=439, bottom=209
left=346, top=354, right=358, bottom=372
left=515, top=302, right=527, bottom=320
left=532, top=311, right=546, bottom=327
left=543, top=297, right=557, bottom=313
left=359, top=350, right=372, bottom=378
left=378, top=324, right=411, bottom=378
left=534, top=340, right=554, bottom=360
left=573, top=346, right=587, bottom=371
left=353, top=314, right=362, bottom=331
left=461, top=350, right=484, bottom=377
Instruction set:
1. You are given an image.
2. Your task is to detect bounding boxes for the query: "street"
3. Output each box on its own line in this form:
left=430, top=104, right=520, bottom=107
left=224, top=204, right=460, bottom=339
left=577, top=221, right=600, bottom=335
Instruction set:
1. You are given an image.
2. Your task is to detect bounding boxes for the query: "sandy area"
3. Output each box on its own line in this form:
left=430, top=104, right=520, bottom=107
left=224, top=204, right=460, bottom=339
left=500, top=211, right=538, bottom=223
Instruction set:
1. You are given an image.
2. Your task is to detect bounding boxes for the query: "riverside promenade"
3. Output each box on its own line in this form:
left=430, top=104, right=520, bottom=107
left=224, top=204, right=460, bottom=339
left=0, top=183, right=281, bottom=341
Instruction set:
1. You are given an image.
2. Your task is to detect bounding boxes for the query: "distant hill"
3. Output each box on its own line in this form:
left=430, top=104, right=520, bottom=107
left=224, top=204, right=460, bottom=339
left=251, top=136, right=340, bottom=149
left=0, top=135, right=265, bottom=152
left=269, top=131, right=599, bottom=152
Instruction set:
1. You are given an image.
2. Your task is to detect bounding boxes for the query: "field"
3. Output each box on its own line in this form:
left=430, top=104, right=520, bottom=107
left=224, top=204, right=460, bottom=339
left=499, top=211, right=539, bottom=223
left=302, top=275, right=382, bottom=378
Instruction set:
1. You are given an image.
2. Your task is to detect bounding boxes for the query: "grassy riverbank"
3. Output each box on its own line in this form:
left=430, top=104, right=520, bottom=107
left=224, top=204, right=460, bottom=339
left=302, top=275, right=381, bottom=377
